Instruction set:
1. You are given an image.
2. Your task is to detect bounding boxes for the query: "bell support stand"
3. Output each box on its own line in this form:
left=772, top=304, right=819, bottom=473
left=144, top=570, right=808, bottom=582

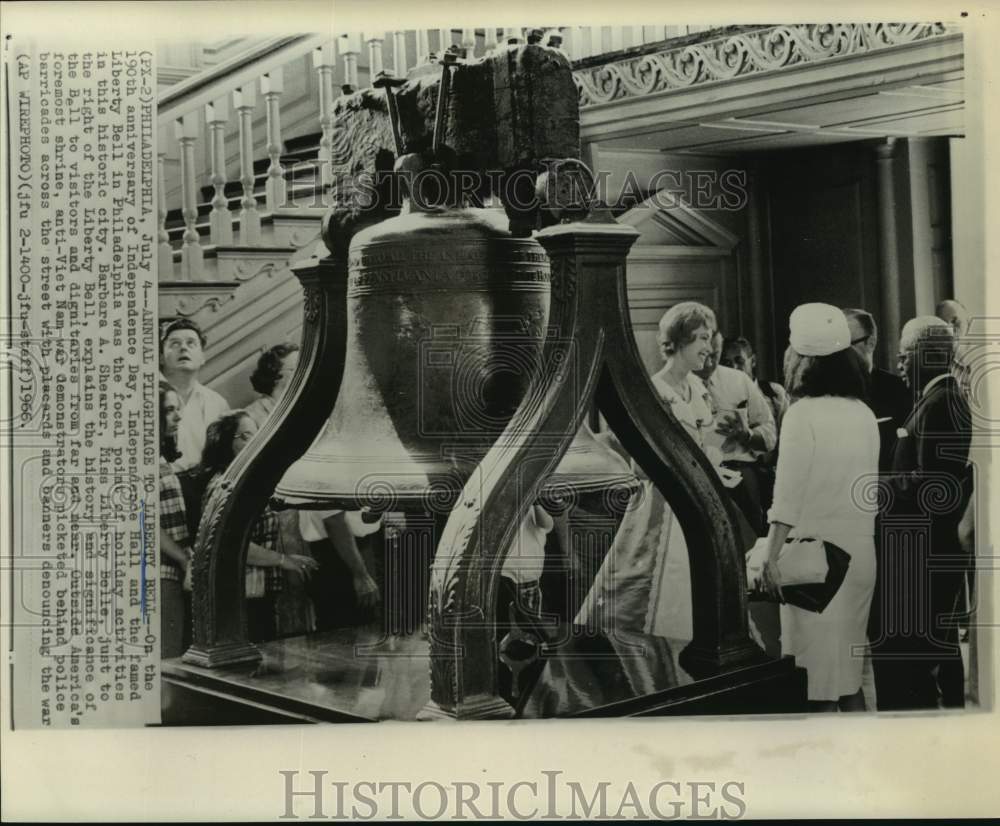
left=421, top=190, right=767, bottom=720
left=418, top=204, right=611, bottom=721
left=183, top=246, right=350, bottom=667
left=181, top=39, right=780, bottom=717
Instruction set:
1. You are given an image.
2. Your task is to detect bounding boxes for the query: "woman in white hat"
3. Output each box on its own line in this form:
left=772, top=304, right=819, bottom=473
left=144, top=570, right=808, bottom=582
left=758, top=303, right=878, bottom=711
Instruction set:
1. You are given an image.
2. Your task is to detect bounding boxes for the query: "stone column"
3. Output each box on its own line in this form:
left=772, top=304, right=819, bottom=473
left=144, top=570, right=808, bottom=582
left=907, top=138, right=936, bottom=315
left=745, top=165, right=771, bottom=378
left=875, top=139, right=903, bottom=367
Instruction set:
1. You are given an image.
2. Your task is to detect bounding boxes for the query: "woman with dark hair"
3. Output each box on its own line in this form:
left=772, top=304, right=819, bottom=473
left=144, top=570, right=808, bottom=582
left=246, top=342, right=383, bottom=632
left=244, top=342, right=324, bottom=635
left=757, top=303, right=877, bottom=712
left=244, top=343, right=299, bottom=429
left=159, top=381, right=192, bottom=658
left=196, top=411, right=318, bottom=642
left=783, top=342, right=871, bottom=403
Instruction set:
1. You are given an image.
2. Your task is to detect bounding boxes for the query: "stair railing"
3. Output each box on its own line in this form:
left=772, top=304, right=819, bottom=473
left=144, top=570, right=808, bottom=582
left=156, top=26, right=687, bottom=286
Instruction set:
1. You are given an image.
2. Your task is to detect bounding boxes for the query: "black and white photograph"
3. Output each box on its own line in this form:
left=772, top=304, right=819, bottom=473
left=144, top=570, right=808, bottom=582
left=2, top=0, right=998, bottom=820
left=153, top=18, right=981, bottom=723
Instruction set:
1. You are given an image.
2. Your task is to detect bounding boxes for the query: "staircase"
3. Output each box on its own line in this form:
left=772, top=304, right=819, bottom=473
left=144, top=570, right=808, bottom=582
left=161, top=130, right=327, bottom=408
left=165, top=130, right=326, bottom=247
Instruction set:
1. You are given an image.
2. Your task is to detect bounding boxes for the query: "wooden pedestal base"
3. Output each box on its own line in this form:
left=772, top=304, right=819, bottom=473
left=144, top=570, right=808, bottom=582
left=159, top=625, right=806, bottom=725
left=417, top=695, right=516, bottom=721
left=181, top=641, right=261, bottom=670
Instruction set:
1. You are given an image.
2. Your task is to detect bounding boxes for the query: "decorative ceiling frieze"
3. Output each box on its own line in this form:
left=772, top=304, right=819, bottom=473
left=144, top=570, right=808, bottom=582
left=574, top=22, right=957, bottom=108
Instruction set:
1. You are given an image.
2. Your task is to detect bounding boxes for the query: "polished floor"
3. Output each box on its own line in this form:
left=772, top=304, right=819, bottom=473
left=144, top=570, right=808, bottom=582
left=163, top=627, right=433, bottom=722
left=162, top=623, right=763, bottom=722
left=161, top=612, right=973, bottom=722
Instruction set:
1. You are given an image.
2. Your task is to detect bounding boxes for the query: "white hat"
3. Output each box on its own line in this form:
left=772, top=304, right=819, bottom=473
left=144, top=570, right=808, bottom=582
left=789, top=303, right=851, bottom=357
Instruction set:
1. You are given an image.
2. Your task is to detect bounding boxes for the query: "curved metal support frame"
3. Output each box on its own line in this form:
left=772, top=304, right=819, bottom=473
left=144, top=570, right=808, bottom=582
left=420, top=213, right=604, bottom=720
left=183, top=251, right=349, bottom=667
left=423, top=213, right=764, bottom=719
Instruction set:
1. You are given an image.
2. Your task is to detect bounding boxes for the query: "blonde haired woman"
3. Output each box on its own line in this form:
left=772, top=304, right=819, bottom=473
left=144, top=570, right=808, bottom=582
left=577, top=301, right=722, bottom=640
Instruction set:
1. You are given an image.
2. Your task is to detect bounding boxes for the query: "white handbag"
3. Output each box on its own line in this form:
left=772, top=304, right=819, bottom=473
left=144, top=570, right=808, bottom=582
left=746, top=536, right=829, bottom=588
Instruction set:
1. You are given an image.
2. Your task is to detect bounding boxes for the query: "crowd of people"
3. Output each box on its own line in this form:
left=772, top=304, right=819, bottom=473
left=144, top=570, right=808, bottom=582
left=157, top=318, right=378, bottom=659
left=578, top=298, right=973, bottom=713
left=157, top=292, right=976, bottom=714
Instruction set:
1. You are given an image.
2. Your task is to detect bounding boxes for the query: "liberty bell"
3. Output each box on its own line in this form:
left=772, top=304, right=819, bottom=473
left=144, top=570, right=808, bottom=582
left=274, top=42, right=637, bottom=516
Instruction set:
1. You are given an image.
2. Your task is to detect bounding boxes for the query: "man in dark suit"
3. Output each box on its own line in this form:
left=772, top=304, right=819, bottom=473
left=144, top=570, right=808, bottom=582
left=871, top=317, right=972, bottom=710
left=843, top=309, right=912, bottom=474
left=936, top=298, right=975, bottom=637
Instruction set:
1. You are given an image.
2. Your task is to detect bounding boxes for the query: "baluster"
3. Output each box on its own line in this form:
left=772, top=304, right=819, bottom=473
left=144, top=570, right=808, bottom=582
left=175, top=114, right=203, bottom=280
left=461, top=28, right=475, bottom=57
left=417, top=29, right=430, bottom=63
left=314, top=44, right=336, bottom=190
left=609, top=27, right=623, bottom=52
left=204, top=98, right=234, bottom=245
left=233, top=84, right=262, bottom=246
left=437, top=28, right=450, bottom=58
left=261, top=69, right=287, bottom=211
left=591, top=28, right=605, bottom=56
left=340, top=34, right=360, bottom=93
left=555, top=27, right=575, bottom=58
left=157, top=125, right=174, bottom=279
left=629, top=26, right=643, bottom=47
left=484, top=26, right=499, bottom=51
left=503, top=27, right=522, bottom=45
left=367, top=33, right=384, bottom=78
left=393, top=30, right=407, bottom=74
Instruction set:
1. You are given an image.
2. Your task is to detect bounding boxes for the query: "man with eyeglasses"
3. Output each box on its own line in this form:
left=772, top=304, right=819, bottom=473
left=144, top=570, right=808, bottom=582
left=872, top=317, right=972, bottom=709
left=842, top=308, right=911, bottom=474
